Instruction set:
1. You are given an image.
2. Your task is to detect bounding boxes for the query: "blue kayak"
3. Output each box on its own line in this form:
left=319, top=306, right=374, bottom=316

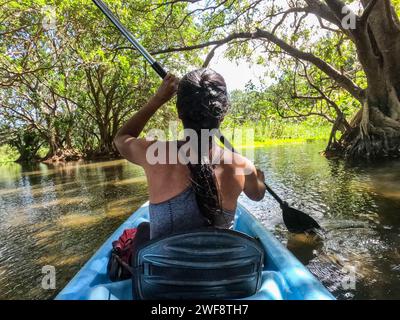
left=55, top=202, right=335, bottom=300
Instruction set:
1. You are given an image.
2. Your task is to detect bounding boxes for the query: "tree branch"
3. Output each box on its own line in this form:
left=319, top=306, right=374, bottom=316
left=305, top=0, right=343, bottom=26
left=202, top=45, right=221, bottom=68
left=323, top=0, right=359, bottom=38
left=153, top=29, right=364, bottom=101
left=359, top=0, right=379, bottom=24
left=304, top=0, right=353, bottom=38
left=383, top=0, right=400, bottom=32
left=152, top=32, right=253, bottom=55
left=325, top=0, right=356, bottom=21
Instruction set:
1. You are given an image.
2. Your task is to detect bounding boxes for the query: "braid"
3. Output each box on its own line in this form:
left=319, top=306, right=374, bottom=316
left=176, top=69, right=229, bottom=224
left=187, top=131, right=221, bottom=225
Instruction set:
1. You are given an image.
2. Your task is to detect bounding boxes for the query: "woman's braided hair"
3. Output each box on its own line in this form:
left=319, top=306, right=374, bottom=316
left=176, top=68, right=230, bottom=224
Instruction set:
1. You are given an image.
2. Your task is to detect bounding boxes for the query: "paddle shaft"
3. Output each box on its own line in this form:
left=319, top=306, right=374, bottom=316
left=93, top=1, right=286, bottom=208
left=93, top=0, right=167, bottom=79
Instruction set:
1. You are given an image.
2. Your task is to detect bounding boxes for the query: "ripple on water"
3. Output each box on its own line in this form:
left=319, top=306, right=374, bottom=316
left=241, top=142, right=400, bottom=299
left=0, top=159, right=148, bottom=299
left=1, top=142, right=400, bottom=299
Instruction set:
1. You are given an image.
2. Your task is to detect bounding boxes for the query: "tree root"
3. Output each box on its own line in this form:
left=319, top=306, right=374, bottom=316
left=42, top=148, right=82, bottom=163
left=325, top=106, right=400, bottom=160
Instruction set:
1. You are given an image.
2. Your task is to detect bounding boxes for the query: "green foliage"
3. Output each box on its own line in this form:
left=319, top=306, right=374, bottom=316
left=11, top=130, right=43, bottom=162
left=223, top=88, right=332, bottom=143
left=3, top=0, right=394, bottom=162
left=223, top=122, right=331, bottom=145
left=0, top=145, right=19, bottom=163
left=0, top=0, right=200, bottom=161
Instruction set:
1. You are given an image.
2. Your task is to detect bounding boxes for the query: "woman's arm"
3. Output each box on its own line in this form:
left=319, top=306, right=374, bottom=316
left=243, top=164, right=266, bottom=201
left=114, top=73, right=179, bottom=165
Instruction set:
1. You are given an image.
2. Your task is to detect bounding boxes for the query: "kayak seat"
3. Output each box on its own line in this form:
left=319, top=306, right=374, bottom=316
left=132, top=228, right=264, bottom=300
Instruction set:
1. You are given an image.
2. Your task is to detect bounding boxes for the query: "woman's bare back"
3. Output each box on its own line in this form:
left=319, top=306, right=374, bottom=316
left=142, top=142, right=263, bottom=212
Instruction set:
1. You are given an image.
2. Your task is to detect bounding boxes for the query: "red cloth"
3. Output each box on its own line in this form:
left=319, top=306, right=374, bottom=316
left=112, top=228, right=137, bottom=265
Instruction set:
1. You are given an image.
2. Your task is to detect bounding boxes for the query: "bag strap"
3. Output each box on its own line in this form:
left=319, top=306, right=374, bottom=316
left=113, top=253, right=134, bottom=275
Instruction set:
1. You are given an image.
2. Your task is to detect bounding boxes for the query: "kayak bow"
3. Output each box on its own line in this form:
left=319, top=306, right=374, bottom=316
left=55, top=202, right=334, bottom=300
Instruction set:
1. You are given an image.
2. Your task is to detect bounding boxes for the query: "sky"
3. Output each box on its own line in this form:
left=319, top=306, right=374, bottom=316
left=186, top=2, right=272, bottom=92
left=186, top=0, right=363, bottom=92
left=207, top=47, right=269, bottom=92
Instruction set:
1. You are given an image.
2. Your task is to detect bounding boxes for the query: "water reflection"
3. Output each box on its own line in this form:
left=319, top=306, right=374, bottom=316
left=1, top=141, right=400, bottom=299
left=0, top=160, right=148, bottom=299
left=239, top=141, right=400, bottom=300
left=286, top=233, right=323, bottom=265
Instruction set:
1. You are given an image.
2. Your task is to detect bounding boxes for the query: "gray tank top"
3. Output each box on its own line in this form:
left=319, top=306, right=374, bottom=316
left=149, top=187, right=235, bottom=239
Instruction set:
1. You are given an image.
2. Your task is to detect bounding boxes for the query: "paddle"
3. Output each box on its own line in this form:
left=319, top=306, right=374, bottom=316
left=93, top=0, right=322, bottom=234
left=263, top=184, right=322, bottom=234
left=93, top=0, right=167, bottom=79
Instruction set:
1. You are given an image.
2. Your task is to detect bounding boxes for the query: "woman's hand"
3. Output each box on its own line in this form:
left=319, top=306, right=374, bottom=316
left=154, top=73, right=179, bottom=104
left=256, top=169, right=265, bottom=183
left=243, top=162, right=266, bottom=202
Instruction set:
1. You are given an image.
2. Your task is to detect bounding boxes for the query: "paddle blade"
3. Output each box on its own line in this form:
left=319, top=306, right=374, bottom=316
left=281, top=203, right=322, bottom=234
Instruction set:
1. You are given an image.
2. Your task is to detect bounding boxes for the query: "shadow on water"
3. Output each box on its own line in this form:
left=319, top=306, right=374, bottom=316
left=1, top=141, right=400, bottom=299
left=0, top=159, right=148, bottom=299
left=239, top=140, right=400, bottom=300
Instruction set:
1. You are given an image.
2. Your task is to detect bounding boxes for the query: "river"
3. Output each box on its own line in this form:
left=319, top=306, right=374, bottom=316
left=0, top=141, right=399, bottom=299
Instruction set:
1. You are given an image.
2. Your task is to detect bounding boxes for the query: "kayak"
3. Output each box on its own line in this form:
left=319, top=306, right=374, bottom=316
left=55, top=202, right=335, bottom=300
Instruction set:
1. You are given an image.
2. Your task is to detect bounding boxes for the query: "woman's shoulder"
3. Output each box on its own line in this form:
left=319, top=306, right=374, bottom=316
left=217, top=148, right=256, bottom=173
left=217, top=147, right=251, bottom=164
left=142, top=140, right=184, bottom=165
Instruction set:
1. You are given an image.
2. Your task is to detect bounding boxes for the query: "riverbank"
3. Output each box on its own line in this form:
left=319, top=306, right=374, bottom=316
left=234, top=138, right=328, bottom=149
left=0, top=138, right=327, bottom=164
left=0, top=122, right=331, bottom=164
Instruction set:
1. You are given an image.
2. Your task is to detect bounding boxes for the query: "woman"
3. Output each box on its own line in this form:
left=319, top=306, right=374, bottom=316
left=114, top=69, right=266, bottom=240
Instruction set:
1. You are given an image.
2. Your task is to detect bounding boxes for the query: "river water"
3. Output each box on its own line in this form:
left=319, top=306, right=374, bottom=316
left=0, top=141, right=399, bottom=299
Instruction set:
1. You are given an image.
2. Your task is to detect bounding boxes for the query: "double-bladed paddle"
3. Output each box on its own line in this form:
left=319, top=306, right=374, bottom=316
left=93, top=0, right=322, bottom=234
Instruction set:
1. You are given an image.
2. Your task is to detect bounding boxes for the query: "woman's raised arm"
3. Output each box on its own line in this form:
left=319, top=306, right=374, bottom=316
left=114, top=73, right=179, bottom=165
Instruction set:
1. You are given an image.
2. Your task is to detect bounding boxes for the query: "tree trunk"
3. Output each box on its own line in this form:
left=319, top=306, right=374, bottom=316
left=42, top=122, right=81, bottom=162
left=326, top=0, right=400, bottom=160
left=96, top=122, right=115, bottom=156
left=332, top=99, right=400, bottom=159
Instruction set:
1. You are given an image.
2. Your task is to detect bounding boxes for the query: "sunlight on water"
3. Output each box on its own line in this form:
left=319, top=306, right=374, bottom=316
left=36, top=254, right=84, bottom=268
left=57, top=214, right=103, bottom=229
left=0, top=141, right=400, bottom=299
left=0, top=159, right=148, bottom=299
left=238, top=141, right=400, bottom=300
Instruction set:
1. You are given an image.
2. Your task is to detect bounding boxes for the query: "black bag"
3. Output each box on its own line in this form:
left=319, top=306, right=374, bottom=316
left=132, top=228, right=264, bottom=300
